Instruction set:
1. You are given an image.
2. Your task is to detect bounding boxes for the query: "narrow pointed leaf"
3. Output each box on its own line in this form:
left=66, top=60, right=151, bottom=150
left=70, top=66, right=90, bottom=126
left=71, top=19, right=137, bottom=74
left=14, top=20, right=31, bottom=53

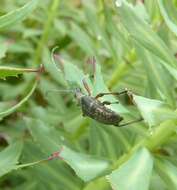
left=59, top=145, right=111, bottom=182
left=0, top=66, right=40, bottom=79
left=0, top=41, right=9, bottom=59
left=0, top=80, right=38, bottom=119
left=93, top=63, right=128, bottom=114
left=26, top=120, right=82, bottom=190
left=69, top=23, right=96, bottom=56
left=63, top=61, right=91, bottom=90
left=133, top=94, right=177, bottom=126
left=160, top=60, right=177, bottom=81
left=42, top=48, right=66, bottom=86
left=135, top=43, right=175, bottom=106
left=83, top=3, right=118, bottom=60
left=157, top=0, right=177, bottom=37
left=155, top=158, right=177, bottom=189
left=53, top=56, right=92, bottom=93
left=0, top=141, right=23, bottom=177
left=134, top=1, right=149, bottom=22
left=107, top=148, right=153, bottom=190
left=115, top=1, right=176, bottom=68
left=27, top=118, right=63, bottom=153
left=0, top=0, right=39, bottom=29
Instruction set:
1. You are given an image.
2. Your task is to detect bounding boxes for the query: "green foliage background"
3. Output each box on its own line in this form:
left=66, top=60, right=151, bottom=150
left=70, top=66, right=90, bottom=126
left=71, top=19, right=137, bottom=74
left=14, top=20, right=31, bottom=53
left=0, top=0, right=177, bottom=189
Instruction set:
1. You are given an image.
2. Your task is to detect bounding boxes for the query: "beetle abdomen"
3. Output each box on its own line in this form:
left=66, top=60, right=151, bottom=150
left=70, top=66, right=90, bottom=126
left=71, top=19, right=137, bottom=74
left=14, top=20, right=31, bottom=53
left=81, top=96, right=123, bottom=126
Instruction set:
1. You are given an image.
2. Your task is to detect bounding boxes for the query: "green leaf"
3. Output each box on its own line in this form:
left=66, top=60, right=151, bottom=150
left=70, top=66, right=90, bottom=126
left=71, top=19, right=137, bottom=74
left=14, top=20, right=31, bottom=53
left=157, top=0, right=177, bottom=37
left=25, top=120, right=84, bottom=188
left=59, top=145, right=111, bottom=182
left=150, top=171, right=167, bottom=190
left=155, top=158, right=177, bottom=189
left=0, top=141, right=23, bottom=177
left=135, top=43, right=175, bottom=106
left=53, top=54, right=92, bottom=93
left=69, top=23, right=96, bottom=56
left=28, top=119, right=111, bottom=182
left=63, top=60, right=92, bottom=91
left=144, top=1, right=160, bottom=21
left=133, top=94, right=177, bottom=126
left=89, top=121, right=131, bottom=159
left=107, top=148, right=153, bottom=190
left=0, top=0, right=39, bottom=29
left=134, top=1, right=149, bottom=22
left=83, top=178, right=110, bottom=190
left=160, top=60, right=177, bottom=81
left=103, top=2, right=130, bottom=54
left=0, top=66, right=40, bottom=79
left=115, top=1, right=176, bottom=68
left=0, top=41, right=9, bottom=59
left=54, top=54, right=128, bottom=114
left=43, top=48, right=66, bottom=86
left=0, top=80, right=38, bottom=120
left=93, top=63, right=128, bottom=114
left=27, top=118, right=63, bottom=153
left=83, top=3, right=118, bottom=61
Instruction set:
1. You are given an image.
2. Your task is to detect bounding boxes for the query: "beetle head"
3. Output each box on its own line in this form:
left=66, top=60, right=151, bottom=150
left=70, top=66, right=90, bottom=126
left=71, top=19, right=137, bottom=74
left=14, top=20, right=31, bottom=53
left=74, top=88, right=84, bottom=104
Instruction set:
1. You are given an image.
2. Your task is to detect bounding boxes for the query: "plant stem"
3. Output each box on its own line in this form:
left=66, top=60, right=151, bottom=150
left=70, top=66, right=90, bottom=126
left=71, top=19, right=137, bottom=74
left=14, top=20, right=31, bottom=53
left=72, top=118, right=90, bottom=141
left=145, top=120, right=177, bottom=150
left=33, top=0, right=60, bottom=65
left=107, top=62, right=130, bottom=90
left=107, top=49, right=136, bottom=90
left=111, top=120, right=177, bottom=170
left=85, top=120, right=177, bottom=189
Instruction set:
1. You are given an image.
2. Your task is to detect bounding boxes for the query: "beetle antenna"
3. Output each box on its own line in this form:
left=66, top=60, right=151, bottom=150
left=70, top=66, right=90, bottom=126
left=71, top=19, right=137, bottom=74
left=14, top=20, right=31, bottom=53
left=82, top=78, right=91, bottom=96
left=45, top=89, right=74, bottom=96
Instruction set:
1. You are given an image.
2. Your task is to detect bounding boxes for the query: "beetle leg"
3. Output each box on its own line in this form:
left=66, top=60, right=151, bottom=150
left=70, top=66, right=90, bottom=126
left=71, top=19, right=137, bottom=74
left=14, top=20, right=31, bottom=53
left=86, top=56, right=96, bottom=79
left=102, top=101, right=119, bottom=106
left=118, top=117, right=143, bottom=127
left=82, top=78, right=92, bottom=96
left=95, top=90, right=128, bottom=99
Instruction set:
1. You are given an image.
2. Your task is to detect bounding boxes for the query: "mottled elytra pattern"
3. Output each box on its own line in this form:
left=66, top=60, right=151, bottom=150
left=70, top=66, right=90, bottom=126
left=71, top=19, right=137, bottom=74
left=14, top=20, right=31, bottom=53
left=81, top=96, right=123, bottom=126
left=74, top=86, right=143, bottom=127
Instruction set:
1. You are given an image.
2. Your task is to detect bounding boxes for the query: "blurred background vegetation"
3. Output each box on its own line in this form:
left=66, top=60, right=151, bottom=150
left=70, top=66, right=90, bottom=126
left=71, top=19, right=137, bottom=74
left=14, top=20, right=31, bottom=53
left=1, top=0, right=177, bottom=189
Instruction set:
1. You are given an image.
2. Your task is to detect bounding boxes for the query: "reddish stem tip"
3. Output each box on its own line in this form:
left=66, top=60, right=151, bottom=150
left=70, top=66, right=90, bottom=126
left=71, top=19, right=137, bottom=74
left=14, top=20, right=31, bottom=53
left=48, top=147, right=63, bottom=161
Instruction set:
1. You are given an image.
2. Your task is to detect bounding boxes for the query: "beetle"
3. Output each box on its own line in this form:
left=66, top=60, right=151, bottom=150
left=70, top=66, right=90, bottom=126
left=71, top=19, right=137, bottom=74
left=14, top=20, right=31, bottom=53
left=47, top=80, right=142, bottom=127
left=50, top=54, right=142, bottom=127
left=47, top=84, right=143, bottom=127
left=70, top=80, right=143, bottom=127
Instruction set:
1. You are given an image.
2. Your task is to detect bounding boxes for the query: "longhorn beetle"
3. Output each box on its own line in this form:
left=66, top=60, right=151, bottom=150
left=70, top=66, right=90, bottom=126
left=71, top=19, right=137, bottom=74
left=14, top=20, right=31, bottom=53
left=48, top=80, right=143, bottom=127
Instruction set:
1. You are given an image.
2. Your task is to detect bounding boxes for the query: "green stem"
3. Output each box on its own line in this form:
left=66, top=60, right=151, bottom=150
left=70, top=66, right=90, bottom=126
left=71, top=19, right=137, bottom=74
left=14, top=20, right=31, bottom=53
left=145, top=120, right=177, bottom=150
left=107, top=49, right=136, bottom=90
left=111, top=120, right=177, bottom=170
left=107, top=62, right=130, bottom=90
left=0, top=79, right=38, bottom=119
left=72, top=118, right=90, bottom=141
left=84, top=177, right=110, bottom=190
left=85, top=120, right=177, bottom=189
left=33, top=0, right=60, bottom=65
